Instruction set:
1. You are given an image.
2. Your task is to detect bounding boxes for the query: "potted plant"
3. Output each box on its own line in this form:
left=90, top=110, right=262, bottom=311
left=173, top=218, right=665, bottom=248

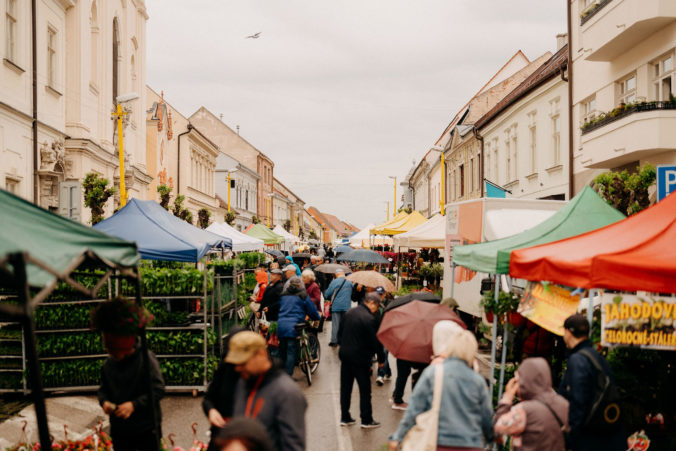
left=480, top=290, right=498, bottom=323
left=91, top=297, right=153, bottom=359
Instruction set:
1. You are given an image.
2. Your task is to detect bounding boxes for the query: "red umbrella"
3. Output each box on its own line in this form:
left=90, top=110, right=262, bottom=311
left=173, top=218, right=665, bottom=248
left=377, top=300, right=465, bottom=364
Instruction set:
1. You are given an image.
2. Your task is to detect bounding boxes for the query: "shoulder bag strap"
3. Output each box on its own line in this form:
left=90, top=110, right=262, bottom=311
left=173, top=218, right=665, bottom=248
left=430, top=364, right=444, bottom=414
left=534, top=399, right=566, bottom=431
left=578, top=348, right=605, bottom=373
left=330, top=279, right=347, bottom=302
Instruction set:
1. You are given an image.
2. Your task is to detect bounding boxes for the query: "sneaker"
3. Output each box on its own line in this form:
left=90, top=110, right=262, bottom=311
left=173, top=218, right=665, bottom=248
left=383, top=374, right=392, bottom=381
left=361, top=421, right=381, bottom=429
left=340, top=418, right=356, bottom=426
left=375, top=376, right=384, bottom=386
left=392, top=402, right=408, bottom=411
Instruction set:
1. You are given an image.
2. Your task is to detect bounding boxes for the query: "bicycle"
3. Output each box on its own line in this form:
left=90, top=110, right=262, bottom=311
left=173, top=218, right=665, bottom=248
left=294, top=322, right=321, bottom=386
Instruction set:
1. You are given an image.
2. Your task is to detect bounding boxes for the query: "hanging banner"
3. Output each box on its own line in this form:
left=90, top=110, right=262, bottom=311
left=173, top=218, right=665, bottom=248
left=518, top=282, right=581, bottom=336
left=601, top=293, right=676, bottom=350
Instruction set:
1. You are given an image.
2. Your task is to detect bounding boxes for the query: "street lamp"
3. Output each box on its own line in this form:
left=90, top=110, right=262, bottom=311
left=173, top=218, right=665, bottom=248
left=265, top=193, right=273, bottom=228
left=388, top=176, right=397, bottom=217
left=431, top=145, right=445, bottom=216
left=225, top=167, right=239, bottom=212
left=111, top=92, right=139, bottom=207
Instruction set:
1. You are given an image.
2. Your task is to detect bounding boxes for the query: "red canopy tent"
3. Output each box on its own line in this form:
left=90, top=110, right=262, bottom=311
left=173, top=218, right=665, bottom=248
left=509, top=191, right=676, bottom=291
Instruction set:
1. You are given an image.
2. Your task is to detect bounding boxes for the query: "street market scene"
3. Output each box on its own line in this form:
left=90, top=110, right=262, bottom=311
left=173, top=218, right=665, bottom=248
left=1, top=1, right=676, bottom=450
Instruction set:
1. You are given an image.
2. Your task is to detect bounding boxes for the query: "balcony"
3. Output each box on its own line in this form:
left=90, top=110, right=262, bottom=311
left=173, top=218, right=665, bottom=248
left=579, top=102, right=676, bottom=168
left=581, top=0, right=676, bottom=62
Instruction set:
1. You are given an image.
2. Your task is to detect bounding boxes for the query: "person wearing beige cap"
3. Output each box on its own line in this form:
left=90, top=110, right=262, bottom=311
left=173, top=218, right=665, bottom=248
left=226, top=331, right=307, bottom=451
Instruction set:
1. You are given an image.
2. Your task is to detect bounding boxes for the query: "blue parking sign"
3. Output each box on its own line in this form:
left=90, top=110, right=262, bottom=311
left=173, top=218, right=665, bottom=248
left=657, top=165, right=676, bottom=201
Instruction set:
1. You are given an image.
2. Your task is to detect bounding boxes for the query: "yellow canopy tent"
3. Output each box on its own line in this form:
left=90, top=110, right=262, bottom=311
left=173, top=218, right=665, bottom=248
left=370, top=211, right=409, bottom=235
left=382, top=211, right=428, bottom=235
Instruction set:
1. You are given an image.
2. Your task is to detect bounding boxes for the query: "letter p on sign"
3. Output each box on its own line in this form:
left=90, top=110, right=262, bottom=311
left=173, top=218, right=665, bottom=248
left=657, top=165, right=676, bottom=202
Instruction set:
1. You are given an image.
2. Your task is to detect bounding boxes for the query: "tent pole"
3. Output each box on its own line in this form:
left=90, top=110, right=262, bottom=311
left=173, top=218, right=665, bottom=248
left=497, top=312, right=510, bottom=400
left=450, top=263, right=456, bottom=299
left=587, top=289, right=595, bottom=327
left=489, top=273, right=500, bottom=400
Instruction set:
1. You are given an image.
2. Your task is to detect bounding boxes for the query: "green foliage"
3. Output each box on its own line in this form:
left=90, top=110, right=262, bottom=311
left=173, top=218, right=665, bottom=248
left=591, top=163, right=656, bottom=216
left=308, top=230, right=319, bottom=240
left=283, top=219, right=292, bottom=232
left=144, top=300, right=190, bottom=326
left=238, top=252, right=266, bottom=269
left=134, top=266, right=210, bottom=296
left=40, top=359, right=104, bottom=388
left=157, top=184, right=172, bottom=210
left=397, top=206, right=413, bottom=214
left=172, top=194, right=193, bottom=224
left=82, top=172, right=116, bottom=224
left=159, top=355, right=218, bottom=385
left=37, top=332, right=102, bottom=357
left=225, top=210, right=237, bottom=226
left=480, top=290, right=520, bottom=316
left=146, top=329, right=216, bottom=355
left=251, top=215, right=260, bottom=224
left=197, top=208, right=211, bottom=229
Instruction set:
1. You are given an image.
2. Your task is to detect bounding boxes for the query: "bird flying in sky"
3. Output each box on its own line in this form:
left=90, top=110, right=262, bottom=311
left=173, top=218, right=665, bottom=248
left=245, top=32, right=261, bottom=39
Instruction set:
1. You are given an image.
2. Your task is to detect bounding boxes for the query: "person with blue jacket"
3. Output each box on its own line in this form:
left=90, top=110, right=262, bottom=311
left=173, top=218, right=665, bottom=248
left=388, top=330, right=493, bottom=450
left=324, top=268, right=354, bottom=347
left=277, top=276, right=320, bottom=376
left=284, top=256, right=302, bottom=277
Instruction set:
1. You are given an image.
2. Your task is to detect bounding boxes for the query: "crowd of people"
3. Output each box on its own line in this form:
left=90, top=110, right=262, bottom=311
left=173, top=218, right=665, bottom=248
left=94, top=245, right=626, bottom=451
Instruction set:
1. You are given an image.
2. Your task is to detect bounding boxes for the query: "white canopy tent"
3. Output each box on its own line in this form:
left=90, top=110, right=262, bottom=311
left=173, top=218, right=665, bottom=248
left=272, top=224, right=300, bottom=251
left=206, top=222, right=265, bottom=252
left=393, top=214, right=445, bottom=249
left=349, top=223, right=393, bottom=248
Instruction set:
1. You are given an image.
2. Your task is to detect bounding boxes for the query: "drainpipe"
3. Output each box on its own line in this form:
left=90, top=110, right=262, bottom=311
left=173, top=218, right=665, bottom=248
left=176, top=124, right=192, bottom=195
left=474, top=128, right=485, bottom=197
left=567, top=0, right=574, bottom=199
left=32, top=0, right=38, bottom=204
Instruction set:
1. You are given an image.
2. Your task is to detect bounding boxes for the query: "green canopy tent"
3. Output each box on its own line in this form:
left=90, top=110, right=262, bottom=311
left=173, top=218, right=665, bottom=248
left=244, top=223, right=285, bottom=245
left=0, top=189, right=154, bottom=450
left=450, top=186, right=625, bottom=400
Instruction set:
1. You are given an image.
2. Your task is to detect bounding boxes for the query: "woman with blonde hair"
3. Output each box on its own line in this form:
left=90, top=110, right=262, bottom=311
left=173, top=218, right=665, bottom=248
left=389, top=329, right=493, bottom=451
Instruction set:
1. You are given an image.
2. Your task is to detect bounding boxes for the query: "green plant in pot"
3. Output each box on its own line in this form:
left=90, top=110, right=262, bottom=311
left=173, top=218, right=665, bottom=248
left=91, top=297, right=153, bottom=361
left=480, top=289, right=520, bottom=323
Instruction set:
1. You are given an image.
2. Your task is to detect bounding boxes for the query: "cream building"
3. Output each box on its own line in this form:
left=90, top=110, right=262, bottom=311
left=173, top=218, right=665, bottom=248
left=146, top=86, right=220, bottom=224
left=273, top=177, right=305, bottom=235
left=571, top=0, right=676, bottom=190
left=215, top=152, right=258, bottom=231
left=476, top=41, right=569, bottom=200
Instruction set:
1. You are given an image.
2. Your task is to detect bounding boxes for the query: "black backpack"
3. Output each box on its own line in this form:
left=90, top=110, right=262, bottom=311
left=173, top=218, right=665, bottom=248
left=578, top=348, right=622, bottom=431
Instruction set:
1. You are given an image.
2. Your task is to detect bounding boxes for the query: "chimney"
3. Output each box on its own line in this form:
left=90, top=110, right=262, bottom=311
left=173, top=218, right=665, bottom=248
left=556, top=33, right=568, bottom=51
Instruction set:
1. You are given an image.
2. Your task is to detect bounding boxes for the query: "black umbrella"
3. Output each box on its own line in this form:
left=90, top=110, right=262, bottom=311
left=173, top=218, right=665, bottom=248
left=337, top=249, right=390, bottom=265
left=335, top=245, right=353, bottom=255
left=292, top=252, right=312, bottom=259
left=384, top=291, right=441, bottom=312
left=265, top=249, right=284, bottom=259
left=313, top=263, right=353, bottom=275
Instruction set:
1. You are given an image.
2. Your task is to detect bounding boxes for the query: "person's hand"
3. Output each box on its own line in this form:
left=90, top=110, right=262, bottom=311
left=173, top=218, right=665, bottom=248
left=388, top=440, right=399, bottom=450
left=255, top=311, right=261, bottom=318
left=102, top=401, right=116, bottom=415
left=208, top=408, right=226, bottom=428
left=501, top=377, right=519, bottom=403
left=114, top=401, right=134, bottom=419
left=263, top=307, right=268, bottom=312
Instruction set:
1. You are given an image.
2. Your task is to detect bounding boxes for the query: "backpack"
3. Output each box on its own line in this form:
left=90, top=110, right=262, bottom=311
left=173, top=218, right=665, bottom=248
left=578, top=348, right=622, bottom=431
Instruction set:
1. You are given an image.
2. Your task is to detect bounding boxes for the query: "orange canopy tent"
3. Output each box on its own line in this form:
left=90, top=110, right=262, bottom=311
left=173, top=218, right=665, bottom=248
left=509, top=191, right=676, bottom=292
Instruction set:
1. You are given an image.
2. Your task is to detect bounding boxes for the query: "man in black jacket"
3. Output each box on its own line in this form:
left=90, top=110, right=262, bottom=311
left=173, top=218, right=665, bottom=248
left=338, top=293, right=385, bottom=429
left=260, top=269, right=283, bottom=321
left=559, top=314, right=624, bottom=451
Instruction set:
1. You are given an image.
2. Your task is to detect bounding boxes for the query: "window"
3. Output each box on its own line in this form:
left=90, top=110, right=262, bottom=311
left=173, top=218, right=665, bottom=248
left=245, top=189, right=249, bottom=210
left=581, top=96, right=597, bottom=124
left=6, top=0, right=16, bottom=62
left=459, top=164, right=465, bottom=198
left=112, top=18, right=120, bottom=105
left=511, top=127, right=518, bottom=180
left=47, top=27, right=56, bottom=87
left=469, top=158, right=474, bottom=193
left=528, top=112, right=537, bottom=173
left=552, top=115, right=561, bottom=165
left=492, top=138, right=498, bottom=184
left=484, top=142, right=491, bottom=180
left=653, top=53, right=674, bottom=101
left=505, top=131, right=511, bottom=181
left=617, top=74, right=636, bottom=104
left=5, top=177, right=18, bottom=194
left=90, top=1, right=98, bottom=85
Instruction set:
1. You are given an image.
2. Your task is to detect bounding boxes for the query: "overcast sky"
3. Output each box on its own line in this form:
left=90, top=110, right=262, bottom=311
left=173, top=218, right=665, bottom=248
left=146, top=1, right=566, bottom=229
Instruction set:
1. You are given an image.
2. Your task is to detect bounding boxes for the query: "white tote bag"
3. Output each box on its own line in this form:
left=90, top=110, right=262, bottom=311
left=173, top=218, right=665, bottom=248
left=400, top=364, right=444, bottom=451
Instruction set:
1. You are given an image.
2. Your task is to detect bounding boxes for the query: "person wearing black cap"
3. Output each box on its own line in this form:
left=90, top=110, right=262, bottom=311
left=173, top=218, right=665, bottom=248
left=559, top=314, right=624, bottom=451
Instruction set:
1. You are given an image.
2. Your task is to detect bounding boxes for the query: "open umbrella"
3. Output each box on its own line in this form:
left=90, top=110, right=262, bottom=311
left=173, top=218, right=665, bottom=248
left=292, top=252, right=312, bottom=259
left=346, top=270, right=395, bottom=292
left=337, top=249, right=390, bottom=265
left=334, top=245, right=353, bottom=255
left=265, top=249, right=284, bottom=259
left=377, top=301, right=465, bottom=363
left=313, top=263, right=353, bottom=275
left=384, top=291, right=441, bottom=312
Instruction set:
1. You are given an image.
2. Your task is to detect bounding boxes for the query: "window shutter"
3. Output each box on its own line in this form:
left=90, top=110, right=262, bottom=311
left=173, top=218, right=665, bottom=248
left=58, top=182, right=70, bottom=217
left=58, top=181, right=81, bottom=222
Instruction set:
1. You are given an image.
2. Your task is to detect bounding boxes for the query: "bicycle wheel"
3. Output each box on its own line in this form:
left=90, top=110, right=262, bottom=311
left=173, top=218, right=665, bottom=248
left=303, top=356, right=312, bottom=386
left=308, top=333, right=320, bottom=374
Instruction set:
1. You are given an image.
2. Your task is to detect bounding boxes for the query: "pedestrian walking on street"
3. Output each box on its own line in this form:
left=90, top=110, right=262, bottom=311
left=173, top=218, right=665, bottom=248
left=277, top=276, right=320, bottom=376
left=388, top=330, right=493, bottom=450
left=338, top=292, right=386, bottom=429
left=374, top=286, right=392, bottom=386
left=324, top=268, right=353, bottom=347
left=227, top=331, right=307, bottom=451
left=260, top=269, right=283, bottom=321
left=203, top=326, right=246, bottom=451
left=558, top=314, right=624, bottom=451
left=494, top=357, right=569, bottom=451
left=301, top=269, right=321, bottom=311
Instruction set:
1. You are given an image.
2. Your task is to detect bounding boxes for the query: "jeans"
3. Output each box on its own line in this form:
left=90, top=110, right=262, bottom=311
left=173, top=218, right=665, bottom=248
left=331, top=311, right=345, bottom=344
left=377, top=348, right=391, bottom=378
left=278, top=337, right=300, bottom=376
left=340, top=362, right=373, bottom=423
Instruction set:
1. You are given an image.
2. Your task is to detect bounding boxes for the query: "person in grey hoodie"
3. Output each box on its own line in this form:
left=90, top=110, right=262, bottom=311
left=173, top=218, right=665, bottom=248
left=494, top=357, right=569, bottom=451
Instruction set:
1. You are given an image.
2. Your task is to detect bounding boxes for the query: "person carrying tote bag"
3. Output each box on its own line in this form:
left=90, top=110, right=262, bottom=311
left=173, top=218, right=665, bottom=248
left=399, top=363, right=444, bottom=451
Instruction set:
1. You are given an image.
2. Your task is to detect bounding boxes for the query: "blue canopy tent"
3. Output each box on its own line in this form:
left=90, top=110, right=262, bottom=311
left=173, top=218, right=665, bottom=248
left=95, top=199, right=230, bottom=262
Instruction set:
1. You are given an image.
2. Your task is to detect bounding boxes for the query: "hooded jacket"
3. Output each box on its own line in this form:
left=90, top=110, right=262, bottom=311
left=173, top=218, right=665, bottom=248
left=277, top=282, right=320, bottom=338
left=495, top=357, right=569, bottom=451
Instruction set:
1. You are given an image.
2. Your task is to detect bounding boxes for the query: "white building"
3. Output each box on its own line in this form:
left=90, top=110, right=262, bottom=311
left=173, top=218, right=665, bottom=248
left=215, top=152, right=258, bottom=231
left=476, top=40, right=569, bottom=200
left=571, top=0, right=676, bottom=190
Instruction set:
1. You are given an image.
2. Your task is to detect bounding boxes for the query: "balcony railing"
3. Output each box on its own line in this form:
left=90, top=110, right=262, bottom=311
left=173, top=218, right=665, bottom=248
left=581, top=100, right=676, bottom=134
left=580, top=0, right=613, bottom=25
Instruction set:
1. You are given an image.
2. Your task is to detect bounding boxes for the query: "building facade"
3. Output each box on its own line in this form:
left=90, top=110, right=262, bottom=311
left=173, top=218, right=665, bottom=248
left=273, top=178, right=305, bottom=236
left=571, top=0, right=676, bottom=191
left=214, top=152, right=258, bottom=231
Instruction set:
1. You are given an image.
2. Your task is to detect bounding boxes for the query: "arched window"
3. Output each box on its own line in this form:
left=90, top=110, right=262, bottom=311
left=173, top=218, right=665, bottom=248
left=90, top=1, right=98, bottom=85
left=112, top=17, right=120, bottom=105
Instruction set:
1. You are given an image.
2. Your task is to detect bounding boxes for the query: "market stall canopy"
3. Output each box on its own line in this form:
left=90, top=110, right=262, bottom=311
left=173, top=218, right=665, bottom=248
left=393, top=214, right=445, bottom=249
left=244, top=223, right=285, bottom=245
left=381, top=211, right=427, bottom=235
left=453, top=187, right=625, bottom=274
left=94, top=199, right=228, bottom=262
left=0, top=189, right=139, bottom=287
left=272, top=224, right=300, bottom=244
left=370, top=211, right=409, bottom=235
left=349, top=224, right=394, bottom=247
left=206, top=222, right=264, bottom=252
left=511, top=191, right=676, bottom=292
